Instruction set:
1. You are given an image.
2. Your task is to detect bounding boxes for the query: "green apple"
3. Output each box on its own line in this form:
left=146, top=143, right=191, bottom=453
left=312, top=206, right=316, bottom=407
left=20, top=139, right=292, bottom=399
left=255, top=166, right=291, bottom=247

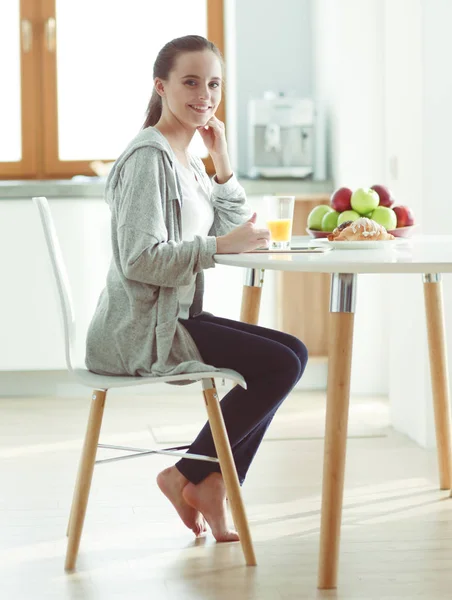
left=370, top=206, right=397, bottom=231
left=307, top=205, right=332, bottom=230
left=350, top=187, right=380, bottom=215
left=337, top=210, right=360, bottom=226
left=321, top=210, right=339, bottom=232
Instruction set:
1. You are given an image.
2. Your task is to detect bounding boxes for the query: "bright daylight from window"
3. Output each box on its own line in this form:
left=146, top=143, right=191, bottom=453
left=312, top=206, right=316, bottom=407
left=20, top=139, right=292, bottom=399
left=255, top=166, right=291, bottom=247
left=0, top=0, right=21, bottom=162
left=55, top=0, right=209, bottom=163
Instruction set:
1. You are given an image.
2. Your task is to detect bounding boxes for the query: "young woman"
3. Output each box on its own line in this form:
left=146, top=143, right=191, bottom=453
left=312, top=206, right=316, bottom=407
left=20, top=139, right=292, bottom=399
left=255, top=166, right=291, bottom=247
left=86, top=35, right=308, bottom=543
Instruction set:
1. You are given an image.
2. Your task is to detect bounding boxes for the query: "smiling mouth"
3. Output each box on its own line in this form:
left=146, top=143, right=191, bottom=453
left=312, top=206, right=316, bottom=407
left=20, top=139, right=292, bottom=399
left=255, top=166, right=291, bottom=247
left=188, top=105, right=212, bottom=114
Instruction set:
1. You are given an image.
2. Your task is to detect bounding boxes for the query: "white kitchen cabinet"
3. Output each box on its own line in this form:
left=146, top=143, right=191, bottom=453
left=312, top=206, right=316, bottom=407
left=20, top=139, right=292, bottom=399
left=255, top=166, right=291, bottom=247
left=0, top=198, right=111, bottom=370
left=0, top=195, right=277, bottom=371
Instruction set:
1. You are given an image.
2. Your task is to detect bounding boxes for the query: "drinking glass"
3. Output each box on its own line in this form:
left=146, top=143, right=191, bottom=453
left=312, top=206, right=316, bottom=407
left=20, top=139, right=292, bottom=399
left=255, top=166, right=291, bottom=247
left=265, top=195, right=295, bottom=250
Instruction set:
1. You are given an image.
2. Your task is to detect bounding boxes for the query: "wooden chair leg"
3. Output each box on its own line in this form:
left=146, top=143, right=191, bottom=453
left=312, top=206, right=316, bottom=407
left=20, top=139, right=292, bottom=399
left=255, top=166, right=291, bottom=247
left=240, top=268, right=265, bottom=325
left=65, top=389, right=106, bottom=571
left=66, top=444, right=85, bottom=537
left=423, top=275, right=452, bottom=490
left=66, top=477, right=77, bottom=536
left=202, top=379, right=257, bottom=566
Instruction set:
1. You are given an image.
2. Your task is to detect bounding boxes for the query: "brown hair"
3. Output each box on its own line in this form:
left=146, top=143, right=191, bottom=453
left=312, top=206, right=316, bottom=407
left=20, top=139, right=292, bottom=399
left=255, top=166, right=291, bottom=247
left=142, top=35, right=224, bottom=129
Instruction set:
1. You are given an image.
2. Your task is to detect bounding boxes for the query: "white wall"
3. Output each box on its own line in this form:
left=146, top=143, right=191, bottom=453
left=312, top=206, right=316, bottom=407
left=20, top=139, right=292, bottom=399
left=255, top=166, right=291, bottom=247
left=422, top=0, right=452, bottom=445
left=311, top=0, right=337, bottom=181
left=388, top=0, right=452, bottom=447
left=224, top=0, right=238, bottom=173
left=313, top=0, right=389, bottom=395
left=235, top=0, right=313, bottom=175
left=382, top=0, right=431, bottom=445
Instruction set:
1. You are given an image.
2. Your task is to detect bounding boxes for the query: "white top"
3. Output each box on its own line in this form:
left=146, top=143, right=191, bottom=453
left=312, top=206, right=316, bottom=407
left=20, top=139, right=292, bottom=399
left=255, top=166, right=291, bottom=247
left=214, top=235, right=452, bottom=274
left=176, top=160, right=214, bottom=318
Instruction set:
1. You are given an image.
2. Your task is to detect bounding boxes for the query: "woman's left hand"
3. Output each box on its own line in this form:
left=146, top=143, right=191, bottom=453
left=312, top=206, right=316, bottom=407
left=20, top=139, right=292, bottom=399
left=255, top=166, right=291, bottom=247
left=197, top=116, right=228, bottom=157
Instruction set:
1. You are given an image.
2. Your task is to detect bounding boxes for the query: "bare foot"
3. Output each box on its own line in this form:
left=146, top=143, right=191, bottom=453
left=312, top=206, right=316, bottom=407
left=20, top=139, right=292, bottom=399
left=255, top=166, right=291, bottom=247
left=156, top=466, right=206, bottom=536
left=182, top=473, right=239, bottom=543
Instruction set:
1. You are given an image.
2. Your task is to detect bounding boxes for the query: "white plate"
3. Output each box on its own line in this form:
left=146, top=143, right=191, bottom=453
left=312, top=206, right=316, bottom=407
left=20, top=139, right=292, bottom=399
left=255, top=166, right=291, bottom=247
left=311, top=239, right=404, bottom=250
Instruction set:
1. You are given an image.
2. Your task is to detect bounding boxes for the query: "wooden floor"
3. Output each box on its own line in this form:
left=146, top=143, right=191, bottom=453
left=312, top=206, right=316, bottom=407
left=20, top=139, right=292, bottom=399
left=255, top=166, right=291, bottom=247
left=1, top=390, right=452, bottom=599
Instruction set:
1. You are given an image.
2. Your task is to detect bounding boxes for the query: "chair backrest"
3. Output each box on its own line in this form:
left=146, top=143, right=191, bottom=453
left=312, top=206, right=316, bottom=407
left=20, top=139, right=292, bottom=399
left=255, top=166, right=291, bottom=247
left=32, top=196, right=76, bottom=373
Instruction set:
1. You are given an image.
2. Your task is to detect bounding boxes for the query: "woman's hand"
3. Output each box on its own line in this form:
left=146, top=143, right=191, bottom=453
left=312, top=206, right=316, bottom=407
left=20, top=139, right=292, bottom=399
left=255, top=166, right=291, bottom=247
left=216, top=213, right=270, bottom=254
left=197, top=116, right=232, bottom=183
left=197, top=116, right=228, bottom=157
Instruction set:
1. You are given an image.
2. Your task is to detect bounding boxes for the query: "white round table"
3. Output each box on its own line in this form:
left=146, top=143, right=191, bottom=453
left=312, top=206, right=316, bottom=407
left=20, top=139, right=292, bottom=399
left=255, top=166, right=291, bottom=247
left=215, top=235, right=452, bottom=589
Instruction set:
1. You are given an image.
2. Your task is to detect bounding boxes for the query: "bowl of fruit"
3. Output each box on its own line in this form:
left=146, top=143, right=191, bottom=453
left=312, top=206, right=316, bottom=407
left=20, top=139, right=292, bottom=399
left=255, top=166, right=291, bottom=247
left=306, top=184, right=417, bottom=239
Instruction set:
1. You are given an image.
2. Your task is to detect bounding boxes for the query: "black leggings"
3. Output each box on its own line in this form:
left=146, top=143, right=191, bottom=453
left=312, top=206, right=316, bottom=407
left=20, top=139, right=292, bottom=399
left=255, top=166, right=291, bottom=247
left=176, top=312, right=308, bottom=484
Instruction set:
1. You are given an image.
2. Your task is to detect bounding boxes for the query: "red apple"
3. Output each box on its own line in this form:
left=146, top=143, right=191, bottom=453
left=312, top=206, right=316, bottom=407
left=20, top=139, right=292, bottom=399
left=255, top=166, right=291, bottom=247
left=392, top=205, right=415, bottom=228
left=370, top=184, right=396, bottom=208
left=330, top=187, right=353, bottom=212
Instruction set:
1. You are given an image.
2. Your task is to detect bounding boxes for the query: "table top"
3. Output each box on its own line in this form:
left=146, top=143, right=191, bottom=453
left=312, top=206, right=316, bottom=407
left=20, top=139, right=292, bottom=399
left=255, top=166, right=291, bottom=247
left=214, top=235, right=452, bottom=274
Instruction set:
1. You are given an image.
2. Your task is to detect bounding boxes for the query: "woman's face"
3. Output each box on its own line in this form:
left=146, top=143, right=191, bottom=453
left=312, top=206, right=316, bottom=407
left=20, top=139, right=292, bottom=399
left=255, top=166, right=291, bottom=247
left=156, top=50, right=222, bottom=128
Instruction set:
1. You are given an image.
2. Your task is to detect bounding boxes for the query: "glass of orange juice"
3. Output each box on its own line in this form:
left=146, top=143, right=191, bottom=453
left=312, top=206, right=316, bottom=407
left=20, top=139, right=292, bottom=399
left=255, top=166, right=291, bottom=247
left=265, top=195, right=295, bottom=250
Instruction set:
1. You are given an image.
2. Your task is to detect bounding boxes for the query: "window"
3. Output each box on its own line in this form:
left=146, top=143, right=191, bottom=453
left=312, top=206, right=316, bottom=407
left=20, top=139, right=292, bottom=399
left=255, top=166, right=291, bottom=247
left=0, top=0, right=224, bottom=179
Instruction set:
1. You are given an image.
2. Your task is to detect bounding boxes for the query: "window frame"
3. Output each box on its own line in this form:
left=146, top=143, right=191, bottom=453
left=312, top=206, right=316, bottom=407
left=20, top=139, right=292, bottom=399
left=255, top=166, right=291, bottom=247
left=0, top=0, right=224, bottom=180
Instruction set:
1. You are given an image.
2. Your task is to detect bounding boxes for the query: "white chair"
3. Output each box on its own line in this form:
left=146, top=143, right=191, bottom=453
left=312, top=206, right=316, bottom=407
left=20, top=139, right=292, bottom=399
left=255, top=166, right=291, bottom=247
left=32, top=196, right=256, bottom=571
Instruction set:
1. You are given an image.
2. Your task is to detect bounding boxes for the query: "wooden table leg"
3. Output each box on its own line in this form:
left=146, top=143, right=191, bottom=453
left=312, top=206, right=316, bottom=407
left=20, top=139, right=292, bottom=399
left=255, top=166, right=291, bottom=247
left=318, top=273, right=357, bottom=590
left=423, top=273, right=452, bottom=491
left=240, top=268, right=265, bottom=325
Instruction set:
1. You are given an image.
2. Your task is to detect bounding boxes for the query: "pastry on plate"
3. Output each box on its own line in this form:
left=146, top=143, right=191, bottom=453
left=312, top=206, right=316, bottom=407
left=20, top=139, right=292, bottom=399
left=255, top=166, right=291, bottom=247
left=328, top=217, right=395, bottom=242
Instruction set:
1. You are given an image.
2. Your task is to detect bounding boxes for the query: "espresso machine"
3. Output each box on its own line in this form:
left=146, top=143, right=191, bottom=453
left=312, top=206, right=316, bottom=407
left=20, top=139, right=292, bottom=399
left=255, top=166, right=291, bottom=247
left=248, top=93, right=316, bottom=179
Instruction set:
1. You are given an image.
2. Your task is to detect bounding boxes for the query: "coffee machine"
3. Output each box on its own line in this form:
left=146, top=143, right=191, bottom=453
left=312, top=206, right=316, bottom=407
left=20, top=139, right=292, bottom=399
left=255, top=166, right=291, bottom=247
left=248, top=93, right=316, bottom=178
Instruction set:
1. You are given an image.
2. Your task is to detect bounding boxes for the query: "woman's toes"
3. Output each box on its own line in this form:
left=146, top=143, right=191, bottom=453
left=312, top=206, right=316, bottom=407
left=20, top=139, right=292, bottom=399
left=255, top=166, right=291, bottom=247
left=213, top=529, right=240, bottom=543
left=156, top=467, right=203, bottom=534
left=182, top=475, right=238, bottom=542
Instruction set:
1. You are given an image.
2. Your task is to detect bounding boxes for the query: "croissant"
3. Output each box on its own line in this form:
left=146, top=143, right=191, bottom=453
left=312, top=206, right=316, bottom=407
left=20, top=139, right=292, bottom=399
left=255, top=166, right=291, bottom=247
left=328, top=217, right=395, bottom=241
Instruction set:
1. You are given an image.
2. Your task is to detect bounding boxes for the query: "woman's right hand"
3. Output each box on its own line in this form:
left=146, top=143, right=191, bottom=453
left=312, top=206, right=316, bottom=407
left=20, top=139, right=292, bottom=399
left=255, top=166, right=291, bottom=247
left=216, top=213, right=270, bottom=254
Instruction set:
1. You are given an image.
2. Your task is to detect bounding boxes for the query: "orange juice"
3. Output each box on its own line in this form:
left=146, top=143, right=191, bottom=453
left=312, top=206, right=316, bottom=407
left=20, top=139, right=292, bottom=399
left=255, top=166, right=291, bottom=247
left=267, top=218, right=292, bottom=242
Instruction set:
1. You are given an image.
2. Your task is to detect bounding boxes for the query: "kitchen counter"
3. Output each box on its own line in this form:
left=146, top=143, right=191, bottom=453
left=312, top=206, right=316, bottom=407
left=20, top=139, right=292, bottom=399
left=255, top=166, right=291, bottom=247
left=0, top=176, right=334, bottom=199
